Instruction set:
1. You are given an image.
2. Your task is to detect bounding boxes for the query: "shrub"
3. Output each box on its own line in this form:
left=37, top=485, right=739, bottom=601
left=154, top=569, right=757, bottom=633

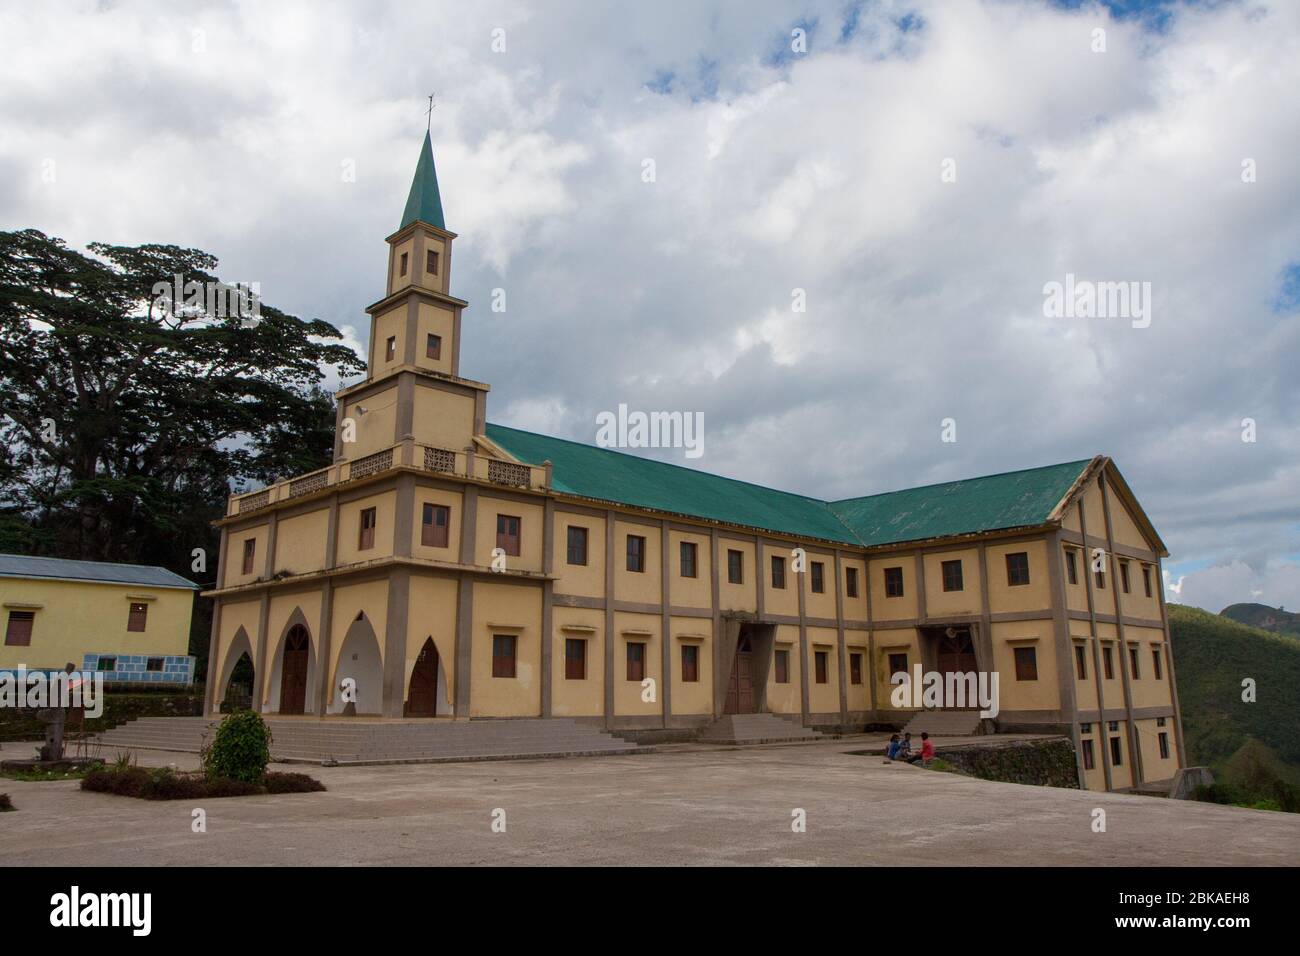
left=203, top=710, right=272, bottom=784
left=264, top=772, right=327, bottom=795
left=81, top=765, right=321, bottom=800
left=0, top=793, right=13, bottom=811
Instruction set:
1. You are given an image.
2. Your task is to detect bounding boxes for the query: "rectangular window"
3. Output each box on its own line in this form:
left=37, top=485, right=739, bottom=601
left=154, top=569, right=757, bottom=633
left=626, top=642, right=645, bottom=682
left=1074, top=644, right=1087, bottom=680
left=1158, top=732, right=1170, bottom=759
left=1129, top=646, right=1141, bottom=679
left=1094, top=567, right=1106, bottom=590
left=1080, top=722, right=1092, bottom=733
left=884, top=566, right=905, bottom=598
left=774, top=649, right=789, bottom=684
left=4, top=610, right=34, bottom=647
left=1120, top=561, right=1131, bottom=594
left=1006, top=551, right=1031, bottom=587
left=426, top=249, right=439, bottom=274
left=385, top=336, right=396, bottom=362
left=1110, top=736, right=1123, bottom=767
left=850, top=652, right=863, bottom=685
left=845, top=566, right=859, bottom=598
left=564, top=638, right=586, bottom=680
left=566, top=526, right=588, bottom=566
left=426, top=333, right=442, bottom=360
left=679, top=541, right=697, bottom=578
left=814, top=650, right=828, bottom=684
left=811, top=561, right=825, bottom=593
left=242, top=538, right=256, bottom=575
left=771, top=554, right=786, bottom=589
left=1156, top=716, right=1166, bottom=727
left=727, top=549, right=743, bottom=585
left=1103, top=645, right=1115, bottom=680
left=97, top=657, right=116, bottom=672
left=626, top=534, right=646, bottom=573
left=1014, top=646, right=1038, bottom=681
left=359, top=507, right=377, bottom=550
left=888, top=653, right=908, bottom=680
left=127, top=602, right=148, bottom=632
left=421, top=503, right=450, bottom=548
left=1152, top=647, right=1163, bottom=680
left=146, top=657, right=165, bottom=672
left=496, top=514, right=521, bottom=556
left=491, top=635, right=516, bottom=678
left=399, top=252, right=408, bottom=276
left=1065, top=548, right=1078, bottom=585
left=681, top=644, right=699, bottom=683
left=1142, top=565, right=1153, bottom=598
left=1109, top=720, right=1119, bottom=732
left=1081, top=738, right=1095, bottom=771
left=941, top=559, right=964, bottom=592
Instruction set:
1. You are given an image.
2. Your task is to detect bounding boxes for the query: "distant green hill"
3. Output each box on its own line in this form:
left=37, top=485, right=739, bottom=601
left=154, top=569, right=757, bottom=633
left=1220, top=602, right=1300, bottom=638
left=1170, top=604, right=1300, bottom=805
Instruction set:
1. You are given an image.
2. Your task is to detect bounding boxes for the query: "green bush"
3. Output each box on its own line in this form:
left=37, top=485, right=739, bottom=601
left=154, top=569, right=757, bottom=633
left=202, top=710, right=272, bottom=784
left=81, top=765, right=321, bottom=800
left=0, top=793, right=13, bottom=812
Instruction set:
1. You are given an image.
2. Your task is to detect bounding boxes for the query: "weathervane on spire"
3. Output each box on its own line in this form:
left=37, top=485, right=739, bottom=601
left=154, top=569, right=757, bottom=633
left=426, top=93, right=435, bottom=132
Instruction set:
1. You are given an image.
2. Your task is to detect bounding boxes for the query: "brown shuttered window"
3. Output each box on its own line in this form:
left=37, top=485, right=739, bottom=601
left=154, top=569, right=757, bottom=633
left=1064, top=548, right=1078, bottom=585
left=814, top=650, right=828, bottom=684
left=1142, top=565, right=1153, bottom=597
left=1129, top=646, right=1141, bottom=679
left=1014, top=646, right=1038, bottom=681
left=127, top=602, right=148, bottom=632
left=850, top=652, right=863, bottom=685
left=626, top=642, right=645, bottom=682
left=845, top=566, right=859, bottom=598
left=1110, top=736, right=1123, bottom=766
left=811, top=561, right=825, bottom=593
left=1006, top=551, right=1030, bottom=586
left=884, top=566, right=904, bottom=597
left=679, top=541, right=697, bottom=578
left=399, top=252, right=408, bottom=276
left=1152, top=647, right=1163, bottom=680
left=426, top=333, right=442, bottom=360
left=727, top=549, right=743, bottom=584
left=422, top=503, right=450, bottom=548
left=771, top=555, right=785, bottom=589
left=1158, top=732, right=1169, bottom=759
left=1074, top=644, right=1087, bottom=680
left=492, top=635, right=516, bottom=678
left=941, top=559, right=964, bottom=592
left=567, top=526, right=588, bottom=565
left=5, top=610, right=34, bottom=646
left=1119, top=561, right=1131, bottom=594
left=242, top=538, right=256, bottom=575
left=1103, top=645, right=1115, bottom=680
left=359, top=507, right=377, bottom=550
left=1081, top=738, right=1095, bottom=770
left=889, top=653, right=908, bottom=680
left=1094, top=567, right=1106, bottom=590
left=496, top=515, right=521, bottom=556
left=626, top=535, right=645, bottom=573
left=774, top=648, right=789, bottom=684
left=426, top=249, right=439, bottom=274
left=681, top=644, right=699, bottom=682
left=564, top=638, right=586, bottom=680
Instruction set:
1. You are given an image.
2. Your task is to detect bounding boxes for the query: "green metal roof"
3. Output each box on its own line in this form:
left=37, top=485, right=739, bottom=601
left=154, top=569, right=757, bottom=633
left=400, top=132, right=446, bottom=231
left=485, top=423, right=1091, bottom=548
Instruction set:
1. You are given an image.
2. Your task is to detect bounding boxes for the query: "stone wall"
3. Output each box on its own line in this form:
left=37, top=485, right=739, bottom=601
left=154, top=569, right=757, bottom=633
left=937, top=736, right=1080, bottom=789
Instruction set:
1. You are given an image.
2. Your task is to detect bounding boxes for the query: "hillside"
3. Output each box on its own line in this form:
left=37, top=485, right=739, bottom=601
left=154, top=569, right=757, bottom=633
left=1170, top=604, right=1300, bottom=795
left=1220, top=602, right=1300, bottom=638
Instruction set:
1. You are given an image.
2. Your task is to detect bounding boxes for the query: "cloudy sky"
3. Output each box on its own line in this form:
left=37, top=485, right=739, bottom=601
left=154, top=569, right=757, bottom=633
left=2, top=0, right=1297, bottom=613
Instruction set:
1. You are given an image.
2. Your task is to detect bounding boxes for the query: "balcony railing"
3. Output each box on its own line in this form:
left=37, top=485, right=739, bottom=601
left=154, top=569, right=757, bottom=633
left=226, top=441, right=549, bottom=517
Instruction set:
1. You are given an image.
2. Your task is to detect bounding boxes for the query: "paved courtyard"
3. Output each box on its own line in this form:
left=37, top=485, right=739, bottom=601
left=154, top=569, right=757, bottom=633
left=1, top=738, right=1296, bottom=866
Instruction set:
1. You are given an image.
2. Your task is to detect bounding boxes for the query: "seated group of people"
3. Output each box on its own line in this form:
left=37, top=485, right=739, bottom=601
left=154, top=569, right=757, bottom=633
left=884, top=731, right=935, bottom=765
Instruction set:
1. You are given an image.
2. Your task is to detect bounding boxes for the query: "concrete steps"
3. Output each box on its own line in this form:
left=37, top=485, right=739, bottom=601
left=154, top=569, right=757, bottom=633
left=93, top=716, right=642, bottom=765
left=699, top=713, right=825, bottom=745
left=899, top=709, right=985, bottom=738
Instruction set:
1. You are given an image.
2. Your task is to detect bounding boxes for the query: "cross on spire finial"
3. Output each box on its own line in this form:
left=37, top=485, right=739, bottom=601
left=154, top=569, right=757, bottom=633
left=426, top=93, right=435, bottom=132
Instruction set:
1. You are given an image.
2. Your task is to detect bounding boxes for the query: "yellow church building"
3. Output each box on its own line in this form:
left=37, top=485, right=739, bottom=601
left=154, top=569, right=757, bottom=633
left=203, top=134, right=1186, bottom=792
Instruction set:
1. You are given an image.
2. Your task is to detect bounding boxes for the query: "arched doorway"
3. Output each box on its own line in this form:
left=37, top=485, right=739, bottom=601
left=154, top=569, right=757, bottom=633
left=218, top=627, right=255, bottom=713
left=331, top=612, right=383, bottom=715
left=405, top=637, right=440, bottom=717
left=279, top=625, right=310, bottom=715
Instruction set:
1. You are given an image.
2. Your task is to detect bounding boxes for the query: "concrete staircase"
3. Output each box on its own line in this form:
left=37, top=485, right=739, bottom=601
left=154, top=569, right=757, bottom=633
left=92, top=716, right=642, bottom=765
left=699, top=713, right=825, bottom=745
left=899, top=709, right=986, bottom=738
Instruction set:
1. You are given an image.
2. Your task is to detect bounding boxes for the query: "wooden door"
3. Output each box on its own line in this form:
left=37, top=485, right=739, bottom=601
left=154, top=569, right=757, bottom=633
left=279, top=626, right=309, bottom=715
left=725, top=634, right=755, bottom=714
left=935, top=630, right=978, bottom=685
left=406, top=637, right=440, bottom=717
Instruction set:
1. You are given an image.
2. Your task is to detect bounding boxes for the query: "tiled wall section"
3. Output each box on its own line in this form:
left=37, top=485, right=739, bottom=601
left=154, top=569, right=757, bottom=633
left=81, top=653, right=196, bottom=686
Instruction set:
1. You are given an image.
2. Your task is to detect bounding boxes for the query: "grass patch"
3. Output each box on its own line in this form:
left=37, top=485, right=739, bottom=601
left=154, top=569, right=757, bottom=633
left=81, top=765, right=325, bottom=800
left=1, top=762, right=102, bottom=783
left=924, top=757, right=964, bottom=775
left=0, top=793, right=13, bottom=812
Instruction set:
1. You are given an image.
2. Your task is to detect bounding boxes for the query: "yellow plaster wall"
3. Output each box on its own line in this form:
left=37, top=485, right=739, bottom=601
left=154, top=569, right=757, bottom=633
left=985, top=539, right=1051, bottom=614
left=613, top=520, right=661, bottom=604
left=224, top=522, right=269, bottom=588
left=388, top=238, right=414, bottom=295
left=874, top=627, right=921, bottom=712
left=273, top=508, right=329, bottom=577
left=469, top=580, right=541, bottom=717
left=341, top=384, right=398, bottom=460
left=717, top=539, right=756, bottom=613
left=414, top=302, right=456, bottom=376
left=412, top=383, right=475, bottom=452
left=1136, top=717, right=1180, bottom=780
left=328, top=578, right=390, bottom=687
left=551, top=606, right=603, bottom=717
left=668, top=528, right=711, bottom=608
left=670, top=615, right=712, bottom=714
left=554, top=511, right=606, bottom=598
left=807, top=626, right=840, bottom=713
left=842, top=556, right=868, bottom=620
left=923, top=548, right=981, bottom=617
left=869, top=557, right=917, bottom=621
left=991, top=619, right=1060, bottom=711
left=369, top=308, right=406, bottom=377
left=766, top=625, right=802, bottom=714
left=405, top=573, right=458, bottom=702
left=804, top=551, right=838, bottom=620
left=475, top=496, right=544, bottom=573
left=335, top=489, right=397, bottom=567
left=410, top=485, right=464, bottom=562
left=613, top=611, right=660, bottom=717
left=846, top=636, right=870, bottom=710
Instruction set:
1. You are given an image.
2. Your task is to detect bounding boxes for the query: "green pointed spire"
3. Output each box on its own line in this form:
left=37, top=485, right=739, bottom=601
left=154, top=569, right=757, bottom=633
left=399, top=132, right=446, bottom=230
